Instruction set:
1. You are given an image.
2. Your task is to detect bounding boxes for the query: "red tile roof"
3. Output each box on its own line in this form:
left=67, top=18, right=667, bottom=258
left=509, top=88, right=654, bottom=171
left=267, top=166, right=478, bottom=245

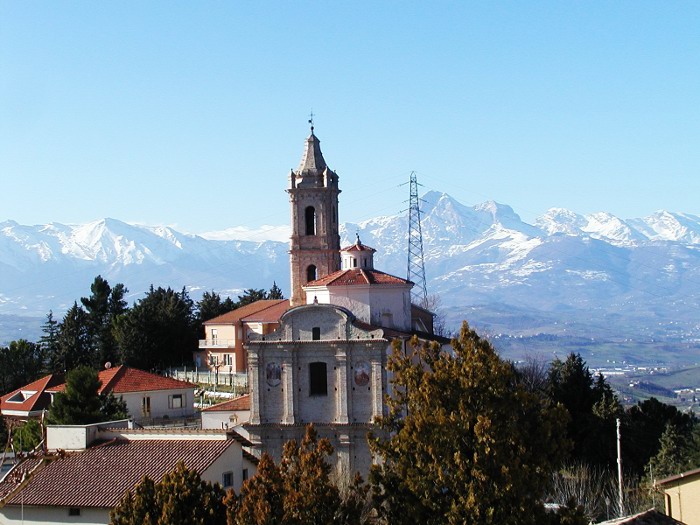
left=0, top=374, right=64, bottom=416
left=306, top=269, right=412, bottom=287
left=3, top=439, right=235, bottom=508
left=201, top=394, right=250, bottom=412
left=48, top=366, right=196, bottom=395
left=341, top=242, right=375, bottom=252
left=204, top=299, right=289, bottom=325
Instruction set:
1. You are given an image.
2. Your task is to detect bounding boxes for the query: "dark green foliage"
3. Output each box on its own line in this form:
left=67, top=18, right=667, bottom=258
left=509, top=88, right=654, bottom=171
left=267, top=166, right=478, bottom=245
left=647, top=423, right=694, bottom=480
left=81, top=276, right=128, bottom=368
left=12, top=419, right=42, bottom=452
left=47, top=365, right=126, bottom=424
left=0, top=339, right=45, bottom=395
left=236, top=289, right=267, bottom=308
left=0, top=416, right=8, bottom=452
left=267, top=282, right=284, bottom=300
left=114, top=286, right=198, bottom=370
left=110, top=462, right=227, bottom=525
left=39, top=310, right=60, bottom=366
left=369, top=323, right=571, bottom=525
left=623, top=397, right=695, bottom=477
left=197, top=290, right=236, bottom=324
left=52, top=302, right=92, bottom=372
left=547, top=353, right=621, bottom=468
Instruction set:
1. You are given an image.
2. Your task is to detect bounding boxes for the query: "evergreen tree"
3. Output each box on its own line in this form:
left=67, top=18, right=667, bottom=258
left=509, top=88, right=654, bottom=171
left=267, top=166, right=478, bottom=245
left=369, top=323, right=572, bottom=525
left=81, top=275, right=127, bottom=368
left=48, top=365, right=127, bottom=424
left=114, top=286, right=198, bottom=370
left=547, top=353, right=621, bottom=468
left=267, top=282, right=284, bottom=300
left=197, top=291, right=236, bottom=324
left=39, top=310, right=60, bottom=370
left=53, top=302, right=92, bottom=372
left=647, top=423, right=694, bottom=481
left=110, top=462, right=227, bottom=525
left=235, top=425, right=351, bottom=525
left=236, top=289, right=267, bottom=308
left=0, top=340, right=45, bottom=395
left=0, top=415, right=8, bottom=452
left=12, top=419, right=42, bottom=452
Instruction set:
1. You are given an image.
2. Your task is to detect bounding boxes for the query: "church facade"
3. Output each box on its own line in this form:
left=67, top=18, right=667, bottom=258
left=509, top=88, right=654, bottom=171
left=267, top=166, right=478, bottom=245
left=244, top=127, right=438, bottom=478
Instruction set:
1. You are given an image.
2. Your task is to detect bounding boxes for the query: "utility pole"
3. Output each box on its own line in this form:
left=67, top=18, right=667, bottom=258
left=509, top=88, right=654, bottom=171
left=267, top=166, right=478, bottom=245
left=405, top=171, right=428, bottom=306
left=617, top=418, right=624, bottom=517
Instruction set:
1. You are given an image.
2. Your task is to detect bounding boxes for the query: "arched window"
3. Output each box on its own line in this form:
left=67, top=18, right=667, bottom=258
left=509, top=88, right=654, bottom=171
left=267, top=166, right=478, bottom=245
left=305, top=206, right=316, bottom=235
left=309, top=362, right=327, bottom=396
left=307, top=265, right=317, bottom=283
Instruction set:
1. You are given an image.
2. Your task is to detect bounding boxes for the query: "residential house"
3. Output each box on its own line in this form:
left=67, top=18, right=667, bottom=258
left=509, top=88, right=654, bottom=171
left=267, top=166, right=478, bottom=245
left=201, top=394, right=251, bottom=429
left=656, top=467, right=700, bottom=525
left=0, top=420, right=257, bottom=525
left=2, top=366, right=196, bottom=426
left=195, top=299, right=289, bottom=373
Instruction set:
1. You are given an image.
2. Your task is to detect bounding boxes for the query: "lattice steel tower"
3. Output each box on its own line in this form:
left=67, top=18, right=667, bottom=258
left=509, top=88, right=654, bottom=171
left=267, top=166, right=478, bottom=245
left=406, top=171, right=428, bottom=306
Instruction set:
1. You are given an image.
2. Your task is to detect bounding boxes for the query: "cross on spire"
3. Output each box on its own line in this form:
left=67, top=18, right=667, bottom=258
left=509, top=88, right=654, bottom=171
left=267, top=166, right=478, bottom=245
left=308, top=110, right=315, bottom=133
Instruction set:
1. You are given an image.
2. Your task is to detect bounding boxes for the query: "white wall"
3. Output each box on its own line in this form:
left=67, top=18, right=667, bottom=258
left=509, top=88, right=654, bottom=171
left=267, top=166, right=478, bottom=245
left=201, top=410, right=250, bottom=429
left=121, top=387, right=195, bottom=421
left=0, top=506, right=110, bottom=525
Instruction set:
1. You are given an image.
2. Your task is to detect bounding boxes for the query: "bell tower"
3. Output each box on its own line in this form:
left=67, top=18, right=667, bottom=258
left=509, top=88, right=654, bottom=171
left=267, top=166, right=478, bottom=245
left=288, top=125, right=341, bottom=306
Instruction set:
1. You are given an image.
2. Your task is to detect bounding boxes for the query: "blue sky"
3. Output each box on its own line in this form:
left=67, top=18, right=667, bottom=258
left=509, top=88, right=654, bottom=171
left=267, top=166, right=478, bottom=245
left=2, top=2, right=699, bottom=236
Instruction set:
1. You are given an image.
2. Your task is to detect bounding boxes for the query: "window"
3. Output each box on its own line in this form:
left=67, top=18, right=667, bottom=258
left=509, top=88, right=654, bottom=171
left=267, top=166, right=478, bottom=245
left=242, top=468, right=249, bottom=482
left=222, top=471, right=233, bottom=488
left=169, top=394, right=183, bottom=409
left=306, top=265, right=317, bottom=283
left=211, top=328, right=218, bottom=343
left=352, top=259, right=357, bottom=267
left=68, top=508, right=81, bottom=516
left=305, top=206, right=316, bottom=235
left=309, top=362, right=328, bottom=396
left=312, top=327, right=321, bottom=340
left=142, top=396, right=151, bottom=417
left=209, top=354, right=218, bottom=366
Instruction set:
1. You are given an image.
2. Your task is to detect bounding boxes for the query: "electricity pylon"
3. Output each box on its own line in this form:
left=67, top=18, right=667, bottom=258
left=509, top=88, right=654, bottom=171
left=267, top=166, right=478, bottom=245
left=406, top=172, right=428, bottom=306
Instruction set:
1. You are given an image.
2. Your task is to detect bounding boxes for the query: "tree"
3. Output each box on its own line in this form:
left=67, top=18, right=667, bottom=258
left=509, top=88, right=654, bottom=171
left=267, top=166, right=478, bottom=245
left=369, top=323, right=572, bottom=525
left=39, top=310, right=60, bottom=369
left=236, top=289, right=267, bottom=308
left=646, top=423, right=695, bottom=481
left=0, top=416, right=8, bottom=452
left=547, top=353, right=621, bottom=468
left=0, top=340, right=45, bottom=395
left=52, top=302, right=92, bottom=372
left=48, top=365, right=127, bottom=425
left=623, top=397, right=695, bottom=478
left=12, top=419, right=42, bottom=452
left=110, top=462, right=227, bottom=525
left=81, top=276, right=129, bottom=368
left=267, top=282, right=284, bottom=300
left=114, top=286, right=198, bottom=370
left=235, top=425, right=354, bottom=525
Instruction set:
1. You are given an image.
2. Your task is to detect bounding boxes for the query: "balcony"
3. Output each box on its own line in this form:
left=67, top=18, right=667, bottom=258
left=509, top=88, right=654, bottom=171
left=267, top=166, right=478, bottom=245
left=198, top=339, right=235, bottom=349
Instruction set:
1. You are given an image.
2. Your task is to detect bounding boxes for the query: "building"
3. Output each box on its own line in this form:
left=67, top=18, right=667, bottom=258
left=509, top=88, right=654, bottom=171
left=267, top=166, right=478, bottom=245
left=0, top=420, right=256, bottom=525
left=195, top=299, right=289, bottom=373
left=201, top=394, right=251, bottom=429
left=2, top=366, right=196, bottom=426
left=656, top=467, right=700, bottom=525
left=242, top=126, right=445, bottom=478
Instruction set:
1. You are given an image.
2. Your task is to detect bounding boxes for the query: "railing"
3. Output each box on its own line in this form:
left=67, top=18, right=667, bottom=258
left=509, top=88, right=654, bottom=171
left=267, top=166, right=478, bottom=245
left=199, top=339, right=235, bottom=348
left=165, top=366, right=248, bottom=393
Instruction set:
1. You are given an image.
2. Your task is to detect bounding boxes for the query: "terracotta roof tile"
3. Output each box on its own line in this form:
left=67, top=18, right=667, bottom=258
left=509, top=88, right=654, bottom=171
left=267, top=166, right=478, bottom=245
left=4, top=439, right=235, bottom=508
left=241, top=300, right=290, bottom=323
left=341, top=242, right=375, bottom=253
left=204, top=300, right=289, bottom=325
left=1, top=374, right=64, bottom=415
left=201, top=394, right=251, bottom=412
left=306, top=269, right=412, bottom=287
left=48, top=366, right=196, bottom=395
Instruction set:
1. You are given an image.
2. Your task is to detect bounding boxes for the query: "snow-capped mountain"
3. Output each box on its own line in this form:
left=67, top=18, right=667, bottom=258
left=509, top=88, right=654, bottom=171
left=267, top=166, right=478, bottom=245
left=2, top=193, right=700, bottom=355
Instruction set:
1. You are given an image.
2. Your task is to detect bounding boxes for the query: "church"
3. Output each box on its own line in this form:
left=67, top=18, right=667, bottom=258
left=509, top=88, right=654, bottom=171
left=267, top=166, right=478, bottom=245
left=204, top=125, right=443, bottom=478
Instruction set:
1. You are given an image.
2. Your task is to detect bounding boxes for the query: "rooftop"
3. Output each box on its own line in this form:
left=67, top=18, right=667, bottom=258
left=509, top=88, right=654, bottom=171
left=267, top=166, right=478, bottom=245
left=305, top=268, right=412, bottom=287
left=204, top=299, right=290, bottom=325
left=201, top=394, right=251, bottom=412
left=48, top=365, right=196, bottom=395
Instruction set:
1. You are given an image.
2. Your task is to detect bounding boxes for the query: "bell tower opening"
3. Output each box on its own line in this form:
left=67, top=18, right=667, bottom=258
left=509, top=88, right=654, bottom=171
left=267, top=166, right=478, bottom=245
left=288, top=125, right=341, bottom=306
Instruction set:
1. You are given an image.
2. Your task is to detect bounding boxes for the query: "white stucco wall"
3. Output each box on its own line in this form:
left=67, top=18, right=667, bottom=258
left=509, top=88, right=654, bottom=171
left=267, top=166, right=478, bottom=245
left=0, top=505, right=110, bottom=525
left=121, top=387, right=195, bottom=421
left=201, top=410, right=250, bottom=429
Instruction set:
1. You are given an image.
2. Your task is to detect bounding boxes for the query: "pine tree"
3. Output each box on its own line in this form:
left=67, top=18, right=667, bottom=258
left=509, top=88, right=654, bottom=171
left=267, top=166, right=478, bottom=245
left=81, top=276, right=128, bottom=368
left=268, top=282, right=284, bottom=300
left=369, top=323, right=572, bottom=525
left=110, top=462, right=226, bottom=525
left=0, top=340, right=45, bottom=395
left=39, top=310, right=60, bottom=370
left=236, top=289, right=267, bottom=308
left=53, top=302, right=92, bottom=372
left=48, top=365, right=126, bottom=424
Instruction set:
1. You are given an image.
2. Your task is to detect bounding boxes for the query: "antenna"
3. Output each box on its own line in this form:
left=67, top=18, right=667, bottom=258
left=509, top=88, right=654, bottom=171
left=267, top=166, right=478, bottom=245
left=406, top=171, right=428, bottom=306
